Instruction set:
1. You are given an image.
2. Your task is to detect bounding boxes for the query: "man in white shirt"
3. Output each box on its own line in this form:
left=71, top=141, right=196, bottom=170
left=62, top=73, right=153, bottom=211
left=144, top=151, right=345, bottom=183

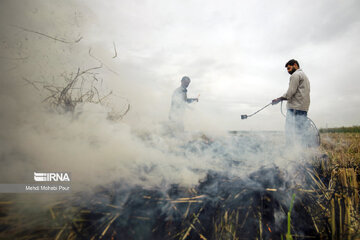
left=169, top=76, right=199, bottom=131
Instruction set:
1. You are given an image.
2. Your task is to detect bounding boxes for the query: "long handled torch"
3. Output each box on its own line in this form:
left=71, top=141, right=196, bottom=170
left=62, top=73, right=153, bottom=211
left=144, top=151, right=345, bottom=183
left=241, top=102, right=272, bottom=120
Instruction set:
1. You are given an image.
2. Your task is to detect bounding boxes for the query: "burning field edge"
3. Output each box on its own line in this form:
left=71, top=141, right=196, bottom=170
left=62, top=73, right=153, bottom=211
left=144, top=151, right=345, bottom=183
left=0, top=132, right=359, bottom=240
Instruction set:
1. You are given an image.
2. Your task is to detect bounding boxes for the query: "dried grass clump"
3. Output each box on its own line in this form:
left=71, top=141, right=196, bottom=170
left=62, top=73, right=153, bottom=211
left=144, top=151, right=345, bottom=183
left=25, top=65, right=130, bottom=121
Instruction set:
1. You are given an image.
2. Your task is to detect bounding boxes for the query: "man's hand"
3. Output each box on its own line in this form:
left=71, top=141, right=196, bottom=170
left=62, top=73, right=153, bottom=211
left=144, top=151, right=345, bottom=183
left=272, top=97, right=283, bottom=105
left=187, top=98, right=199, bottom=103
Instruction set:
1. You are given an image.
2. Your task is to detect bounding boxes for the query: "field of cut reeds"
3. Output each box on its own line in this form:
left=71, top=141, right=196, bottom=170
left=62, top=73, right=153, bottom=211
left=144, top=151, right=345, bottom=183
left=0, top=132, right=359, bottom=240
left=317, top=132, right=360, bottom=239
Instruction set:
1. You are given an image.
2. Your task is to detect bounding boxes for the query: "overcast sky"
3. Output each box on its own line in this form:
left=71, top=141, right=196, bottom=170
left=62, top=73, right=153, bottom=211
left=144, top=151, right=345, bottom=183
left=1, top=0, right=360, bottom=131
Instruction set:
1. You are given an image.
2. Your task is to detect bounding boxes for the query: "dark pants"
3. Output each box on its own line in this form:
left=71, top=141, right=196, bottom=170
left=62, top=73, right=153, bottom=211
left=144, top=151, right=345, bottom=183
left=285, top=109, right=308, bottom=146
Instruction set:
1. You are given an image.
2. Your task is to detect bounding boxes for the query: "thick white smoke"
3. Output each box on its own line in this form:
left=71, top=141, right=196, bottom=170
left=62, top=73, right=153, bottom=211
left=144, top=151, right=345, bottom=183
left=0, top=1, right=321, bottom=199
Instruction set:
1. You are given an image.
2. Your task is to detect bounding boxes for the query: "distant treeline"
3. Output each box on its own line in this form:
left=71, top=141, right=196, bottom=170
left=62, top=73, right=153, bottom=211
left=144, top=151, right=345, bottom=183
left=319, top=126, right=360, bottom=133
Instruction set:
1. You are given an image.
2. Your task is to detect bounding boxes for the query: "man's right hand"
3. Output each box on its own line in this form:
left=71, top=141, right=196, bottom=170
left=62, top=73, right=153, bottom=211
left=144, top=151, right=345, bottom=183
left=272, top=98, right=281, bottom=105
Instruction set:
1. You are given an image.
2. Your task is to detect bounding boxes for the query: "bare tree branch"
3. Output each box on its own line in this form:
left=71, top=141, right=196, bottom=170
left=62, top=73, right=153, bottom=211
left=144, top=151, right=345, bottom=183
left=99, top=91, right=113, bottom=102
left=42, top=93, right=57, bottom=103
left=78, top=65, right=103, bottom=75
left=122, top=103, right=131, bottom=118
left=112, top=41, right=118, bottom=58
left=12, top=25, right=83, bottom=44
left=88, top=48, right=119, bottom=75
left=37, top=65, right=130, bottom=120
left=23, top=77, right=40, bottom=91
left=93, top=87, right=101, bottom=103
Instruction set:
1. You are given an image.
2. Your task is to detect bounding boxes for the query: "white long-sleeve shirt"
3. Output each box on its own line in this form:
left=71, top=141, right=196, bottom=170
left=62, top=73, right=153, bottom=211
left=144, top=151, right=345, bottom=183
left=282, top=69, right=310, bottom=112
left=169, top=86, right=197, bottom=121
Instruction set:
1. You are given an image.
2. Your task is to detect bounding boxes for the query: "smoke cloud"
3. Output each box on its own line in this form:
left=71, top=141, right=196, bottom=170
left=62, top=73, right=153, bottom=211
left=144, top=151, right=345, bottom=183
left=0, top=0, right=322, bottom=203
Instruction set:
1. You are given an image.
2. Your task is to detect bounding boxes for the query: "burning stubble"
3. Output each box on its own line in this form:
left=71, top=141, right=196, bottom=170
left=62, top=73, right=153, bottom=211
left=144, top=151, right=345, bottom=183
left=0, top=1, right=346, bottom=239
